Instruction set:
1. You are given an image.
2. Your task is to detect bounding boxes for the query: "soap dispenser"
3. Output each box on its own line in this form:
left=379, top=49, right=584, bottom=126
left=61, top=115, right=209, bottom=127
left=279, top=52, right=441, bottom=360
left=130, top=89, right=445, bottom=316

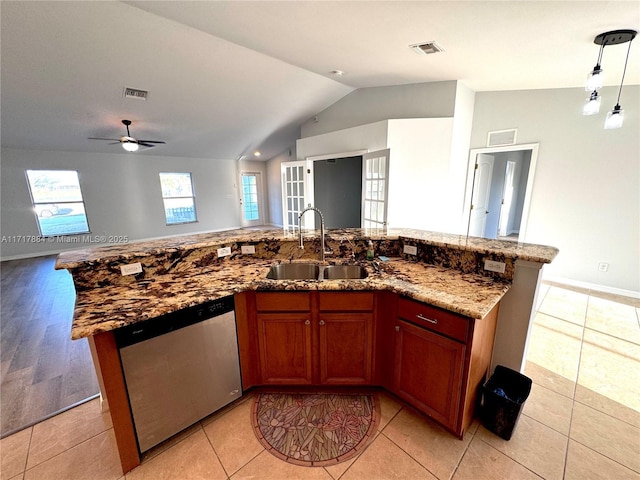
left=366, top=240, right=375, bottom=260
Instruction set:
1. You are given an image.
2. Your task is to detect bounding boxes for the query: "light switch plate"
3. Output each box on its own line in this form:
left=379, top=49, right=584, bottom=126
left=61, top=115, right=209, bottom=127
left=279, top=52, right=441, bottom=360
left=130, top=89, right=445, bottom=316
left=241, top=245, right=256, bottom=254
left=120, top=262, right=142, bottom=276
left=403, top=245, right=418, bottom=255
left=484, top=259, right=506, bottom=273
left=217, top=246, right=232, bottom=258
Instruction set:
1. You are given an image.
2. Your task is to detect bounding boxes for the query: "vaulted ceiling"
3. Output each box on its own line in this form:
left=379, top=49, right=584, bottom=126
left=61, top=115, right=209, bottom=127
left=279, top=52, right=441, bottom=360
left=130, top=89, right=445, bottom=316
left=2, top=1, right=638, bottom=160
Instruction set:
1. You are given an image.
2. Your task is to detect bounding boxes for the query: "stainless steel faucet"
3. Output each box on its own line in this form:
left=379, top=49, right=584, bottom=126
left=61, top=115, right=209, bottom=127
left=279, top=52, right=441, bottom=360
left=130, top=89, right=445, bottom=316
left=298, top=206, right=330, bottom=262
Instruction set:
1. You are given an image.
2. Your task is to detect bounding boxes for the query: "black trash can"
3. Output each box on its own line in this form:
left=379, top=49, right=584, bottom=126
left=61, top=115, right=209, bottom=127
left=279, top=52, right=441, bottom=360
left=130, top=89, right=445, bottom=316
left=480, top=365, right=532, bottom=440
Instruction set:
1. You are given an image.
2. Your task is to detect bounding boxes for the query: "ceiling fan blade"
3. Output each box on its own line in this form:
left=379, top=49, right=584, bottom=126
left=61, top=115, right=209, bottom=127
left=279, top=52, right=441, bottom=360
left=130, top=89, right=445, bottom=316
left=137, top=140, right=166, bottom=144
left=108, top=142, right=121, bottom=145
left=137, top=141, right=161, bottom=147
left=88, top=137, right=121, bottom=141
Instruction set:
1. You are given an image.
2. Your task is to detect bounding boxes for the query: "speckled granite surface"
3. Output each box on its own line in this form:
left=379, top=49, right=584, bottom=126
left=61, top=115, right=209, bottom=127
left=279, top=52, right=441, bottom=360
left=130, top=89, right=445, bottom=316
left=56, top=228, right=557, bottom=340
left=68, top=257, right=510, bottom=340
left=55, top=228, right=558, bottom=269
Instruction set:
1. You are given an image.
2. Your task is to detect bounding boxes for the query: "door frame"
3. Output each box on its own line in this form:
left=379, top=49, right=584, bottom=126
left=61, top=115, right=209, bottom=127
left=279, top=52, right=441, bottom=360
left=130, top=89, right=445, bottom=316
left=462, top=143, right=538, bottom=241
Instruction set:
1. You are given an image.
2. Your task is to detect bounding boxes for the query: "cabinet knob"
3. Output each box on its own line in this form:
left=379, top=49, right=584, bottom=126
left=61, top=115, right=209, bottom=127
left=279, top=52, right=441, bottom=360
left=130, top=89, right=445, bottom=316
left=319, top=320, right=325, bottom=326
left=305, top=320, right=310, bottom=326
left=417, top=313, right=438, bottom=325
left=395, top=326, right=400, bottom=332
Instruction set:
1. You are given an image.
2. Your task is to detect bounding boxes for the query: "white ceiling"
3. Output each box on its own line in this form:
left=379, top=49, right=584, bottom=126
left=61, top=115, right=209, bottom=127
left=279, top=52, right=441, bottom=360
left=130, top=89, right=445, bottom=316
left=2, top=1, right=638, bottom=160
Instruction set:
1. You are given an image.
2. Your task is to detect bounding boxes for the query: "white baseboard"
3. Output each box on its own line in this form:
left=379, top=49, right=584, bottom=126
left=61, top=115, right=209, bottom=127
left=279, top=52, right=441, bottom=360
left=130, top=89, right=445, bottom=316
left=543, top=274, right=640, bottom=299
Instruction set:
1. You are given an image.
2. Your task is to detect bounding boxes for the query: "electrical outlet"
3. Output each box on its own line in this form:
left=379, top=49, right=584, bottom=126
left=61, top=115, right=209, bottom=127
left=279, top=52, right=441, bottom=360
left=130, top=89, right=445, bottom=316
left=241, top=245, right=256, bottom=254
left=217, top=246, right=232, bottom=258
left=598, top=262, right=609, bottom=272
left=484, top=260, right=506, bottom=273
left=403, top=245, right=418, bottom=256
left=120, top=262, right=142, bottom=276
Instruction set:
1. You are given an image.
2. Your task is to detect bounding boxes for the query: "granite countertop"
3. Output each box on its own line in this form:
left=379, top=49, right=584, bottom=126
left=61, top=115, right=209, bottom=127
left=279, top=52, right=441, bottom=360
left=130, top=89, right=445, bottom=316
left=55, top=227, right=559, bottom=269
left=69, top=257, right=510, bottom=340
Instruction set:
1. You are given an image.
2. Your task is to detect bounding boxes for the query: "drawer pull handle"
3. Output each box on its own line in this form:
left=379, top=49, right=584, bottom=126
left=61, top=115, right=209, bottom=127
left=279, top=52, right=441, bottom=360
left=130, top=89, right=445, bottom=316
left=319, top=320, right=325, bottom=326
left=417, top=314, right=438, bottom=325
left=305, top=320, right=311, bottom=326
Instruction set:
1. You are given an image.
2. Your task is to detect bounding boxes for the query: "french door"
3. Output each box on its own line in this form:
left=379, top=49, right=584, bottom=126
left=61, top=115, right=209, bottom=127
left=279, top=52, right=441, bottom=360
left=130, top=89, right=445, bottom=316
left=362, top=149, right=389, bottom=229
left=281, top=161, right=308, bottom=230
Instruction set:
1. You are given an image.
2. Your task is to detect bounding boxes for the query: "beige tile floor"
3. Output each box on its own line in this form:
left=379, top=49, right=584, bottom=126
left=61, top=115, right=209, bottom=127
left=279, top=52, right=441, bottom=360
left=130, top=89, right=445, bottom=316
left=2, top=282, right=639, bottom=480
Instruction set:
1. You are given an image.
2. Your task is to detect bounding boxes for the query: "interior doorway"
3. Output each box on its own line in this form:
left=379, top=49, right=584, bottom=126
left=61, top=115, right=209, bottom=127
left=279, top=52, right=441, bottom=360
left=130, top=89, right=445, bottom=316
left=313, top=156, right=362, bottom=228
left=463, top=144, right=538, bottom=241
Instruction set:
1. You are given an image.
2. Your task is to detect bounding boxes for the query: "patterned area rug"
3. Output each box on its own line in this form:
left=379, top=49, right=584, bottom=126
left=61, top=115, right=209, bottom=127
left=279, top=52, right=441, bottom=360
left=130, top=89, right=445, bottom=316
left=252, top=392, right=380, bottom=467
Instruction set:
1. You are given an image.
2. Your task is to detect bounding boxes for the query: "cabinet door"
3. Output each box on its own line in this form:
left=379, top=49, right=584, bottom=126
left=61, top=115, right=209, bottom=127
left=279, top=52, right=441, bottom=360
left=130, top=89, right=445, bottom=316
left=257, top=313, right=312, bottom=384
left=319, top=313, right=372, bottom=384
left=393, top=320, right=465, bottom=430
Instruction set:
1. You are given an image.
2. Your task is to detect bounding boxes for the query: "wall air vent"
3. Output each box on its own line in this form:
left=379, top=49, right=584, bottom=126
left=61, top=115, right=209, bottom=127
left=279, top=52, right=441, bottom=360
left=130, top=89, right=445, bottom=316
left=124, top=87, right=148, bottom=101
left=409, top=41, right=444, bottom=55
left=487, top=129, right=518, bottom=147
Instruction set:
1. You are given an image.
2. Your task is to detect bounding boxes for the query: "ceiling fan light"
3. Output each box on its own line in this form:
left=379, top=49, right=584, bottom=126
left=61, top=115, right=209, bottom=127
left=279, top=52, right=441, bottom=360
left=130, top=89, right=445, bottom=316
left=586, top=65, right=604, bottom=91
left=122, top=141, right=139, bottom=152
left=604, top=105, right=624, bottom=129
left=582, top=91, right=601, bottom=115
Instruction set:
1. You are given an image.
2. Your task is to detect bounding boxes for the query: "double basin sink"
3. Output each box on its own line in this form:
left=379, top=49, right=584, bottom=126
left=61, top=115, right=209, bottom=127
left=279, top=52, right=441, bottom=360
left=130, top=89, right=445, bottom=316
left=266, top=263, right=368, bottom=280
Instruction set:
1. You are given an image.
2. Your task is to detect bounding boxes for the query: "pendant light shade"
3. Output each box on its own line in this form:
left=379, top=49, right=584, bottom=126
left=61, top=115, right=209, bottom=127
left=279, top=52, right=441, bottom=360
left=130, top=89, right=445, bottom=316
left=583, top=90, right=601, bottom=115
left=585, top=65, right=604, bottom=91
left=604, top=104, right=624, bottom=129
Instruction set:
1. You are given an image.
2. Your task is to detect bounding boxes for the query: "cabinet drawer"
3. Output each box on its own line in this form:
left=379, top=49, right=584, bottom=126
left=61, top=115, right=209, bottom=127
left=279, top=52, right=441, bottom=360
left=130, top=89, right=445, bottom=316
left=397, top=298, right=468, bottom=343
left=256, top=292, right=311, bottom=311
left=319, top=292, right=374, bottom=311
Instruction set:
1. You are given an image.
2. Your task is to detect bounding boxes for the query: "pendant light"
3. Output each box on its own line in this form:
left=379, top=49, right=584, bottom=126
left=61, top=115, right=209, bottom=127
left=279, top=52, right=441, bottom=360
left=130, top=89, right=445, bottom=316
left=583, top=29, right=636, bottom=128
left=585, top=41, right=605, bottom=92
left=583, top=90, right=601, bottom=115
left=604, top=31, right=635, bottom=129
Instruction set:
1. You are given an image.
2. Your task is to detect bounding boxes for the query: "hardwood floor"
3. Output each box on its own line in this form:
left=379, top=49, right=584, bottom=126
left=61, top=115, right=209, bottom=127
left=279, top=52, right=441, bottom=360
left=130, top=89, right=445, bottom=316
left=1, top=255, right=99, bottom=437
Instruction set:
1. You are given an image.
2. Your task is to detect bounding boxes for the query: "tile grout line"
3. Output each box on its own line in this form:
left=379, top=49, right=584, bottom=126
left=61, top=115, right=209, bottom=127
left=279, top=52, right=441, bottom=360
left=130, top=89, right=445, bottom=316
left=475, top=436, right=545, bottom=480
left=327, top=404, right=407, bottom=480
left=561, top=293, right=589, bottom=480
left=200, top=421, right=233, bottom=480
left=22, top=426, right=115, bottom=476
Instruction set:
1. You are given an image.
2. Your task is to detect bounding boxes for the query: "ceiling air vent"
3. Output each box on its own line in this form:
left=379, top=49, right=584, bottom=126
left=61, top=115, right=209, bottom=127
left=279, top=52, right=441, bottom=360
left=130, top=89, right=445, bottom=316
left=124, top=87, right=148, bottom=101
left=409, top=41, right=444, bottom=55
left=487, top=129, right=518, bottom=147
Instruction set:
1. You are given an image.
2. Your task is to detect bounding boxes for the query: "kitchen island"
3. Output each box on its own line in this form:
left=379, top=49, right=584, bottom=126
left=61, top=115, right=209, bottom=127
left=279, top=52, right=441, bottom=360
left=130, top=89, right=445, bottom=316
left=56, top=227, right=557, bottom=473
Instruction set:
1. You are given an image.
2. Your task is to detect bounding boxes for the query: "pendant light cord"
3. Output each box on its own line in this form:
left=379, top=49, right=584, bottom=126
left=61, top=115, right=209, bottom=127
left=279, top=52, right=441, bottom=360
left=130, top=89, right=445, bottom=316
left=615, top=39, right=633, bottom=105
left=596, top=41, right=605, bottom=66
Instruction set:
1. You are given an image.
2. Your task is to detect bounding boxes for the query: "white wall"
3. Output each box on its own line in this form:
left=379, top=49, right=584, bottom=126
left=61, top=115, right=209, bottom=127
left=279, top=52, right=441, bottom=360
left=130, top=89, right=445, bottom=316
left=265, top=147, right=297, bottom=227
left=450, top=83, right=476, bottom=232
left=470, top=86, right=640, bottom=294
left=297, top=121, right=389, bottom=161
left=386, top=118, right=456, bottom=231
left=301, top=81, right=458, bottom=138
left=1, top=148, right=240, bottom=259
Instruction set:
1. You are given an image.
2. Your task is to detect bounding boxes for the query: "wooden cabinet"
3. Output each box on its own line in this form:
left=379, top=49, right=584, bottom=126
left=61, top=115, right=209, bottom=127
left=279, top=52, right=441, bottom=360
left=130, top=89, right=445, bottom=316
left=394, top=319, right=465, bottom=430
left=319, top=292, right=374, bottom=384
left=255, top=291, right=374, bottom=385
left=256, top=292, right=312, bottom=384
left=393, top=297, right=498, bottom=438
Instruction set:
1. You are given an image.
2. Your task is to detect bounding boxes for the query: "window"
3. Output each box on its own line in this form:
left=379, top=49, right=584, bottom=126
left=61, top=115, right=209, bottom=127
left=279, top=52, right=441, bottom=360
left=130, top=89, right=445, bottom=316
left=159, top=172, right=197, bottom=224
left=26, top=170, right=90, bottom=236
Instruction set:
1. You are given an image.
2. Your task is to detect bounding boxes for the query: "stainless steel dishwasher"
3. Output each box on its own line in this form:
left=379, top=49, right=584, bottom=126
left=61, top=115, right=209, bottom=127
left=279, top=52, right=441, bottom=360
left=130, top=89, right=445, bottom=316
left=114, top=295, right=242, bottom=453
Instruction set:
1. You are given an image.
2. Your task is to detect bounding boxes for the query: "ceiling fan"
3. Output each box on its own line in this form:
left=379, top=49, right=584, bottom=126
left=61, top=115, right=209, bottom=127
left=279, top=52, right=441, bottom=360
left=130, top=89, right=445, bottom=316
left=88, top=119, right=165, bottom=152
